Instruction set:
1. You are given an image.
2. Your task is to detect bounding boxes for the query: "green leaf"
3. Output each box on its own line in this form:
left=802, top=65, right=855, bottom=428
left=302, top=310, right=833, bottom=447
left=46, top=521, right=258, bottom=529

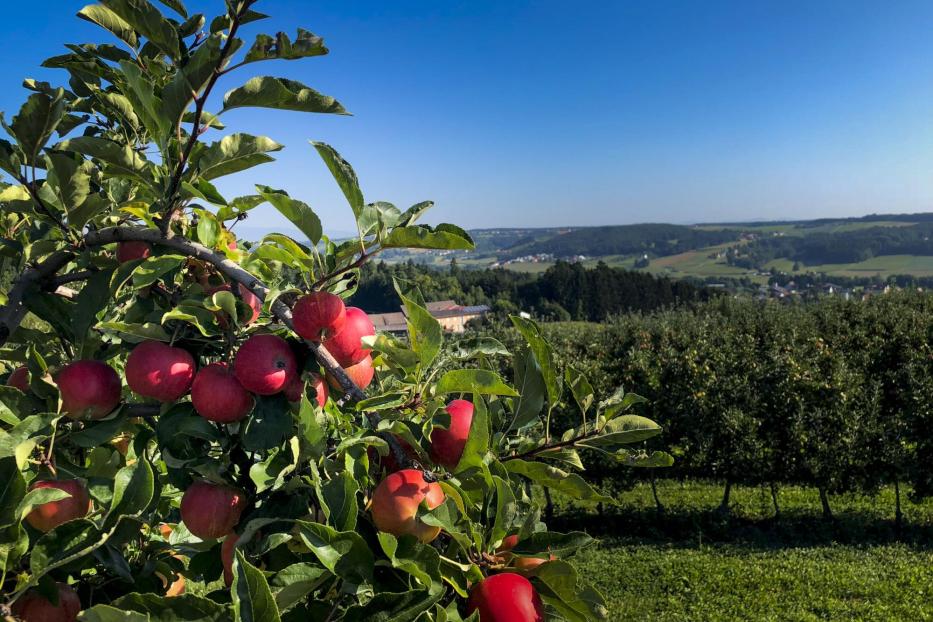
left=453, top=394, right=489, bottom=473
left=311, top=142, right=363, bottom=221
left=533, top=561, right=610, bottom=622
left=15, top=485, right=72, bottom=524
left=244, top=29, right=328, bottom=64
left=343, top=590, right=443, bottom=622
left=232, top=550, right=281, bottom=622
left=97, top=321, right=170, bottom=342
left=377, top=532, right=442, bottom=587
left=195, top=134, right=283, bottom=181
left=382, top=225, right=475, bottom=251
left=509, top=531, right=595, bottom=557
left=100, top=0, right=182, bottom=59
left=255, top=185, right=322, bottom=245
left=161, top=34, right=225, bottom=128
left=361, top=334, right=420, bottom=370
left=10, top=90, right=66, bottom=164
left=105, top=459, right=154, bottom=528
left=270, top=563, right=329, bottom=612
left=508, top=346, right=546, bottom=432
left=297, top=394, right=325, bottom=459
left=45, top=151, right=93, bottom=216
left=321, top=471, right=359, bottom=532
left=222, top=77, right=348, bottom=115
left=450, top=336, right=510, bottom=360
left=505, top=459, right=614, bottom=504
left=57, top=136, right=152, bottom=182
left=117, top=60, right=167, bottom=141
left=132, top=254, right=185, bottom=288
left=565, top=366, right=594, bottom=417
left=0, top=458, right=27, bottom=528
left=72, top=269, right=115, bottom=341
left=30, top=518, right=104, bottom=576
left=78, top=605, right=150, bottom=621
left=436, top=370, right=518, bottom=397
left=241, top=394, right=290, bottom=452
left=77, top=4, right=139, bottom=48
left=578, top=415, right=662, bottom=449
left=393, top=279, right=442, bottom=370
left=109, top=592, right=233, bottom=621
left=294, top=520, right=374, bottom=584
left=156, top=0, right=187, bottom=18
left=195, top=208, right=221, bottom=248
left=510, top=315, right=561, bottom=409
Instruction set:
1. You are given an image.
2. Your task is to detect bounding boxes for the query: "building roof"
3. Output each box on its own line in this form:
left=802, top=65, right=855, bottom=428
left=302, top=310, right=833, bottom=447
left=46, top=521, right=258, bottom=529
left=369, top=301, right=490, bottom=329
left=368, top=311, right=408, bottom=332
left=424, top=300, right=457, bottom=312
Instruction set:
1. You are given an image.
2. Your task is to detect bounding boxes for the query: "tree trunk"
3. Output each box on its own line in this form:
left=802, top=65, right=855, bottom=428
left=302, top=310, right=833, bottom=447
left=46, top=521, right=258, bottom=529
left=543, top=487, right=554, bottom=522
left=717, top=479, right=732, bottom=515
left=818, top=486, right=833, bottom=520
left=894, top=477, right=903, bottom=530
left=770, top=481, right=780, bottom=518
left=649, top=470, right=665, bottom=517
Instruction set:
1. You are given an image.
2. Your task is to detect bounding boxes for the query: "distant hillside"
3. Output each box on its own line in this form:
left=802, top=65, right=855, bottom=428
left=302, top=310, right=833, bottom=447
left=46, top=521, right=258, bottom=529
left=502, top=223, right=740, bottom=259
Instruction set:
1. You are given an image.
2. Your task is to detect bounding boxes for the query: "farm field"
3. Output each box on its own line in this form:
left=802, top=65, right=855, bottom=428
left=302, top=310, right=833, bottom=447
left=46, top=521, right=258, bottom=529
left=764, top=254, right=933, bottom=278
left=562, top=480, right=933, bottom=621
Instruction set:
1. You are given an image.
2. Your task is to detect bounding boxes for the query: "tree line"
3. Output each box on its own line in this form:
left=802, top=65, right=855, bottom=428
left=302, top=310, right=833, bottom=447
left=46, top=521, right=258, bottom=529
left=483, top=293, right=933, bottom=523
left=353, top=260, right=715, bottom=320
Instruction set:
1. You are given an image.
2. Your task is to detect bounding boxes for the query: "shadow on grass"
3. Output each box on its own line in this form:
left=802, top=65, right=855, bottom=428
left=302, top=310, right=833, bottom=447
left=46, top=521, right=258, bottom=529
left=550, top=505, right=933, bottom=550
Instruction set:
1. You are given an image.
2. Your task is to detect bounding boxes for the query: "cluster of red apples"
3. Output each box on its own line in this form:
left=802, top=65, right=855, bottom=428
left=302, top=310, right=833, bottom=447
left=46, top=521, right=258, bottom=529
left=11, top=266, right=547, bottom=620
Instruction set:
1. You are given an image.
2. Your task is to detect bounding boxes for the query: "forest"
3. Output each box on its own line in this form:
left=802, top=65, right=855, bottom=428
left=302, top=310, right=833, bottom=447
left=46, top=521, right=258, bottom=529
left=353, top=260, right=715, bottom=320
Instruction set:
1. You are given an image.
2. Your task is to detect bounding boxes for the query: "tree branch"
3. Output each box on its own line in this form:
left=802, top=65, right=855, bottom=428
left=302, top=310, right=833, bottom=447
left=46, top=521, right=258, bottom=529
left=83, top=227, right=366, bottom=401
left=0, top=251, right=74, bottom=345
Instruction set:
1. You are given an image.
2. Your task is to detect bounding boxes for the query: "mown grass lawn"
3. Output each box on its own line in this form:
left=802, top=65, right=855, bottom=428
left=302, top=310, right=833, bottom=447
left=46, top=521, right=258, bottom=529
left=558, top=480, right=933, bottom=621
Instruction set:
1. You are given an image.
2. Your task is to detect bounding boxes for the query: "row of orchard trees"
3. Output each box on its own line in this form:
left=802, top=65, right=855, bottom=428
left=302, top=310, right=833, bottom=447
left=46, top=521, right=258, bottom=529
left=491, top=293, right=933, bottom=522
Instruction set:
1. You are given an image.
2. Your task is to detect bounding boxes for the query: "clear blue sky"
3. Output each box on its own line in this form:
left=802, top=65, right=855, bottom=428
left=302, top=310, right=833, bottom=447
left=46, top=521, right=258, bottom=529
left=3, top=0, right=933, bottom=237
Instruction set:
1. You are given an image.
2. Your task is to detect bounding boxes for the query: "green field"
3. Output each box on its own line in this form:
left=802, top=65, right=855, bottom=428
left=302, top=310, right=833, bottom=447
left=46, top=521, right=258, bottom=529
left=765, top=254, right=933, bottom=277
left=562, top=480, right=933, bottom=621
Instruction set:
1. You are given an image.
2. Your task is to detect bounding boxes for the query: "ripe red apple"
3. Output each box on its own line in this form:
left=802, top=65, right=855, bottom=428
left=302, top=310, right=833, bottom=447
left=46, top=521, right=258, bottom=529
left=430, top=399, right=474, bottom=469
left=222, top=532, right=239, bottom=586
left=25, top=479, right=92, bottom=533
left=327, top=354, right=375, bottom=392
left=180, top=481, right=246, bottom=540
left=497, top=535, right=555, bottom=572
left=56, top=360, right=122, bottom=419
left=324, top=307, right=374, bottom=366
left=292, top=291, right=346, bottom=342
left=308, top=373, right=328, bottom=407
left=467, top=573, right=545, bottom=622
left=7, top=365, right=29, bottom=392
left=370, top=469, right=444, bottom=543
left=13, top=582, right=81, bottom=622
left=282, top=372, right=304, bottom=402
left=207, top=283, right=262, bottom=326
left=191, top=363, right=253, bottom=423
left=116, top=241, right=151, bottom=263
left=125, top=340, right=195, bottom=402
left=234, top=334, right=296, bottom=395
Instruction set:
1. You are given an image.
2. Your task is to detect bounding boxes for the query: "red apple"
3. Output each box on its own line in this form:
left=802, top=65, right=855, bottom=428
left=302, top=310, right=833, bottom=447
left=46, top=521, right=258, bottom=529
left=125, top=340, right=195, bottom=402
left=282, top=372, right=304, bottom=402
left=56, top=360, right=122, bottom=419
left=324, top=307, right=374, bottom=367
left=191, top=363, right=253, bottom=423
left=327, top=355, right=375, bottom=392
left=13, top=582, right=80, bottom=622
left=309, top=373, right=328, bottom=407
left=467, top=573, right=545, bottom=622
left=234, top=334, right=296, bottom=395
left=292, top=291, right=346, bottom=342
left=227, top=239, right=238, bottom=251
left=116, top=241, right=151, bottom=263
left=222, top=532, right=239, bottom=586
left=25, top=479, right=92, bottom=533
left=430, top=399, right=474, bottom=469
left=7, top=365, right=29, bottom=392
left=207, top=283, right=262, bottom=326
left=370, top=469, right=444, bottom=543
left=180, top=481, right=245, bottom=540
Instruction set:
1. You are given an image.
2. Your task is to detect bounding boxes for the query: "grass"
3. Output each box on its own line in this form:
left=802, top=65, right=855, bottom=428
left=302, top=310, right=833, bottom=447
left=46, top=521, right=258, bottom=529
left=556, top=480, right=933, bottom=621
left=764, top=254, right=933, bottom=278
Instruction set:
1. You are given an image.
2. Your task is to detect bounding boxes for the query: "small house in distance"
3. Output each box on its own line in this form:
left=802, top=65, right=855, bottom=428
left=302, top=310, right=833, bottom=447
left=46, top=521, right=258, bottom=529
left=368, top=300, right=490, bottom=335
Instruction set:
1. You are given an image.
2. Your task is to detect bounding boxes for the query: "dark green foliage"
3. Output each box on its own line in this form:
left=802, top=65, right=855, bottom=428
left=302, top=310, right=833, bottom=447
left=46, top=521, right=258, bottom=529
left=353, top=260, right=714, bottom=320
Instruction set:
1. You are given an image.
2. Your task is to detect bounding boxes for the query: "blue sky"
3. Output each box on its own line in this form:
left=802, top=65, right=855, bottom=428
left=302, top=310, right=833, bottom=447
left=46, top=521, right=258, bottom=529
left=3, top=1, right=933, bottom=237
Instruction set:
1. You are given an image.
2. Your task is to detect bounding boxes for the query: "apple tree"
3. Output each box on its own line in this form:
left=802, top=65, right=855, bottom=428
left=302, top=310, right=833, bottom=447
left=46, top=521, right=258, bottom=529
left=0, top=2, right=665, bottom=621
